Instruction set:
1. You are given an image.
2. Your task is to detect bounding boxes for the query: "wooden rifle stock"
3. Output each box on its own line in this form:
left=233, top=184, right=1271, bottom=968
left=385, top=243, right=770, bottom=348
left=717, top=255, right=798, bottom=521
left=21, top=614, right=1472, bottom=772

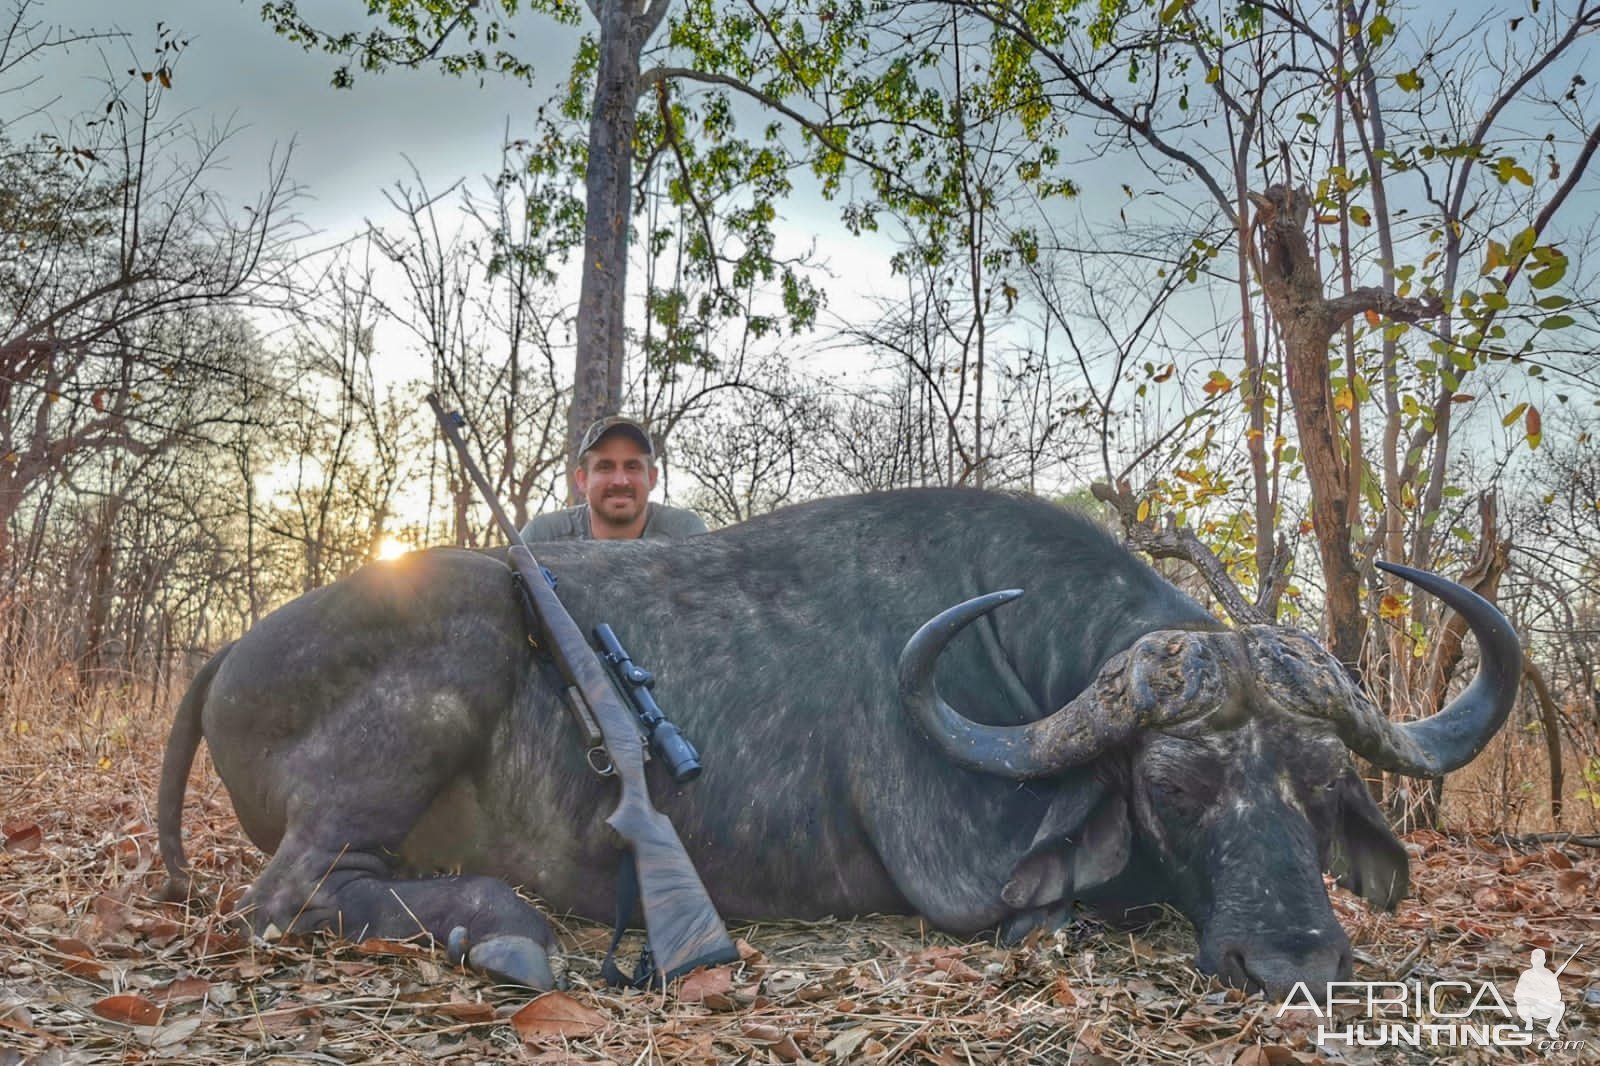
left=427, top=395, right=737, bottom=981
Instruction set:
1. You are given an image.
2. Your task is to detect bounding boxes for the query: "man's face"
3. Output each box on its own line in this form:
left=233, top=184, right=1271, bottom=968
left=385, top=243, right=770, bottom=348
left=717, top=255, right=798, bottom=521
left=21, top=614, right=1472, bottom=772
left=575, top=434, right=657, bottom=536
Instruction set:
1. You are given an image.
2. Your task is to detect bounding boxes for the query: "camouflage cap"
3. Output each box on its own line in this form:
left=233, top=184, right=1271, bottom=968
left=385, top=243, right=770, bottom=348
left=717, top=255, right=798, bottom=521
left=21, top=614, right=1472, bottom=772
left=577, top=415, right=655, bottom=460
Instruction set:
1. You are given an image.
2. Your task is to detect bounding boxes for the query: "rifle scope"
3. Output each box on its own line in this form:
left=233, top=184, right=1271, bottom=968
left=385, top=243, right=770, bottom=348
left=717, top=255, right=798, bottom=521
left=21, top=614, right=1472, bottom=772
left=594, top=624, right=703, bottom=784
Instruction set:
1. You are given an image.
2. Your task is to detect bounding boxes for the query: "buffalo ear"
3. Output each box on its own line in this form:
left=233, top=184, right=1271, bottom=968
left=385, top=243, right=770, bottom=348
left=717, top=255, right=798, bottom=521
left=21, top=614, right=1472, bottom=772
left=1327, top=772, right=1410, bottom=910
left=1002, top=783, right=1131, bottom=909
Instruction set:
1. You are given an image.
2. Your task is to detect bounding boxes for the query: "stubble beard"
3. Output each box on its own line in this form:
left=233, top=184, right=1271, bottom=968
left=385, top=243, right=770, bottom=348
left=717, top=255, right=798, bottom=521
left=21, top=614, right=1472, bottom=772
left=597, top=492, right=643, bottom=526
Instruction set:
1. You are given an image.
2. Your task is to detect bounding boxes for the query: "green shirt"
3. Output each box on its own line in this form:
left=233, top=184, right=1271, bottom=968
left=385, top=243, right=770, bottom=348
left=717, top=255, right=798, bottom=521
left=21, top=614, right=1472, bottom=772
left=520, top=502, right=709, bottom=542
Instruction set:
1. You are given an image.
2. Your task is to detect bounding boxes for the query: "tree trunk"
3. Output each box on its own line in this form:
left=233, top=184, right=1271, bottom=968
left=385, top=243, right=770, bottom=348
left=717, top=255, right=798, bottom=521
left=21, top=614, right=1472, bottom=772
left=567, top=0, right=663, bottom=501
left=1283, top=317, right=1366, bottom=670
left=1521, top=659, right=1565, bottom=823
left=1249, top=186, right=1365, bottom=670
left=78, top=497, right=122, bottom=695
left=1248, top=185, right=1443, bottom=673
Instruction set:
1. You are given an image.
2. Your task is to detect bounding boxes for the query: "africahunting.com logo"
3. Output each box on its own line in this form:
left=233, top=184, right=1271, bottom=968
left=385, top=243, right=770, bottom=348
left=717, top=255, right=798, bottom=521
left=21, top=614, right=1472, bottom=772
left=1278, top=946, right=1588, bottom=1053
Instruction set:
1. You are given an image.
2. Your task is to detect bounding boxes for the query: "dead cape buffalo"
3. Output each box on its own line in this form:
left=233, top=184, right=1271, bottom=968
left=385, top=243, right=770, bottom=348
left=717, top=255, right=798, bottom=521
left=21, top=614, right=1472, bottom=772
left=158, top=488, right=1520, bottom=998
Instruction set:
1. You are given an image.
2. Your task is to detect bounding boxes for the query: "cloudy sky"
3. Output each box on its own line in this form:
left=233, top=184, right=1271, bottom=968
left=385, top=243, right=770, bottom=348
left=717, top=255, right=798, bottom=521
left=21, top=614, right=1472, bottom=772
left=43, top=1, right=583, bottom=237
left=31, top=0, right=906, bottom=361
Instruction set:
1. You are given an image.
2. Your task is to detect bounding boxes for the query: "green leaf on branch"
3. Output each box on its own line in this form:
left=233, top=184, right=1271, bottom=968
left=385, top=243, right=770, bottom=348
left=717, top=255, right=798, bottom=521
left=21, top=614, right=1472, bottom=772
left=1508, top=226, right=1538, bottom=262
left=1540, top=314, right=1576, bottom=330
left=1529, top=260, right=1567, bottom=289
left=1495, top=156, right=1535, bottom=186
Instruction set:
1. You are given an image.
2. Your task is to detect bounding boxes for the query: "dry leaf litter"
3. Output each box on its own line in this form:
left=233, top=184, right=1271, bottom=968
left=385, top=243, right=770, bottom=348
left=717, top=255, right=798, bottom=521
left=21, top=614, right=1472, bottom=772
left=2, top=710, right=1596, bottom=1064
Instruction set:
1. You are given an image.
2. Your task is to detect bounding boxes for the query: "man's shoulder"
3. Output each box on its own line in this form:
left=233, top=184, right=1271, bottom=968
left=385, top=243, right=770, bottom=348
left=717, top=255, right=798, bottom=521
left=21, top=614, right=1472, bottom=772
left=646, top=503, right=709, bottom=538
left=521, top=506, right=588, bottom=541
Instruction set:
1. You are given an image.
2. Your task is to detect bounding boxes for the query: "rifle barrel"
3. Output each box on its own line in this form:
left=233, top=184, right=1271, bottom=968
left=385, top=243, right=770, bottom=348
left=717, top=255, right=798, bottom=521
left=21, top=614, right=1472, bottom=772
left=426, top=394, right=524, bottom=547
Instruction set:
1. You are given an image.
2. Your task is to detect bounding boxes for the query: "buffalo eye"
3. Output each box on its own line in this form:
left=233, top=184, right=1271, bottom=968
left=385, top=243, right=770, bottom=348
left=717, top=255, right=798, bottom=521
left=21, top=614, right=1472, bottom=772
left=1151, top=775, right=1201, bottom=808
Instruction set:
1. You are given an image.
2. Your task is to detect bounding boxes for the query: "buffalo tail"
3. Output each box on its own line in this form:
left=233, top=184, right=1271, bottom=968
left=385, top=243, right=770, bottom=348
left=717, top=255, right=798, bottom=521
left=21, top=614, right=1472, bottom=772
left=157, top=643, right=233, bottom=902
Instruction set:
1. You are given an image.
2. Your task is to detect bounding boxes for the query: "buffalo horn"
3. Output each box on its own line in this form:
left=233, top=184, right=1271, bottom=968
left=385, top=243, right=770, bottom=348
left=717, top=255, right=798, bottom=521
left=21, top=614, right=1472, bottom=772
left=898, top=591, right=1242, bottom=779
left=1340, top=561, right=1523, bottom=777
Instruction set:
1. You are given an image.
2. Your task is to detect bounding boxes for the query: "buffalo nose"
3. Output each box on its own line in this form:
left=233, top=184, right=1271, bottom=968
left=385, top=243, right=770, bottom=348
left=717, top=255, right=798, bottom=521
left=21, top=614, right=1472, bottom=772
left=1211, top=938, right=1352, bottom=1001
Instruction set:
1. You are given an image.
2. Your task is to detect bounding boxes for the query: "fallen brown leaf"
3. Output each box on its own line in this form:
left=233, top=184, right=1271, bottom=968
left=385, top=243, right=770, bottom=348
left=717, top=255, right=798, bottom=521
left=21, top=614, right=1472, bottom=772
left=1555, top=868, right=1592, bottom=906
left=193, top=927, right=248, bottom=957
left=1502, top=848, right=1574, bottom=875
left=0, top=999, right=41, bottom=1039
left=139, top=917, right=185, bottom=948
left=678, top=963, right=735, bottom=1004
left=259, top=1005, right=322, bottom=1036
left=1472, top=885, right=1512, bottom=911
left=89, top=892, right=129, bottom=938
left=929, top=954, right=982, bottom=982
left=48, top=936, right=110, bottom=979
left=770, top=1033, right=803, bottom=1062
left=824, top=1026, right=875, bottom=1059
left=510, top=991, right=607, bottom=1041
left=432, top=999, right=498, bottom=1023
left=355, top=936, right=432, bottom=959
left=157, top=977, right=211, bottom=1004
left=742, top=1021, right=785, bottom=1042
left=92, top=993, right=164, bottom=1026
left=907, top=945, right=966, bottom=968
left=1, top=820, right=42, bottom=852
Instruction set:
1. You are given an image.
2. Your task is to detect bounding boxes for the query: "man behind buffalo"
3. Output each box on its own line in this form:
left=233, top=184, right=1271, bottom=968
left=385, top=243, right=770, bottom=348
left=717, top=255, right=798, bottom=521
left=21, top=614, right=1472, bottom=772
left=521, top=415, right=708, bottom=542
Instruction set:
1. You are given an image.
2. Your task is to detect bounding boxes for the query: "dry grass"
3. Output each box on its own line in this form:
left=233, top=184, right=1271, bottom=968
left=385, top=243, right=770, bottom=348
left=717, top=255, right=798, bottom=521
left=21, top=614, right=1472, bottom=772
left=3, top=677, right=1598, bottom=1065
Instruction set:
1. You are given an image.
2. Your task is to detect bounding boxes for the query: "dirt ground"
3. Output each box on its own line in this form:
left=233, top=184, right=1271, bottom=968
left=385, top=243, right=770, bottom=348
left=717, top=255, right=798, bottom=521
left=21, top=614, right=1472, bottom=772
left=2, top=708, right=1597, bottom=1065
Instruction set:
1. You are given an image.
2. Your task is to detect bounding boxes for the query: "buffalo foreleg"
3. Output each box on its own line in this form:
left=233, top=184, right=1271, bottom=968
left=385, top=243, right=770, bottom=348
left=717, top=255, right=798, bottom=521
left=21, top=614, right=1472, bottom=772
left=336, top=874, right=558, bottom=988
left=239, top=835, right=558, bottom=989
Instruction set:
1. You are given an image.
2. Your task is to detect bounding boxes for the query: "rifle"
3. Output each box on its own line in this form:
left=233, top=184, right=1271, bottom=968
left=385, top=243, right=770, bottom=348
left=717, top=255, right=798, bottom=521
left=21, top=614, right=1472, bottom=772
left=427, top=394, right=737, bottom=983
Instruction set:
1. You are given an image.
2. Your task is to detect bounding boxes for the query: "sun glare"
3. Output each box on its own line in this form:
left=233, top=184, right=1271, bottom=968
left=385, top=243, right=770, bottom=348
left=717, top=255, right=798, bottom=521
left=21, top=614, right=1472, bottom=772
left=375, top=535, right=411, bottom=562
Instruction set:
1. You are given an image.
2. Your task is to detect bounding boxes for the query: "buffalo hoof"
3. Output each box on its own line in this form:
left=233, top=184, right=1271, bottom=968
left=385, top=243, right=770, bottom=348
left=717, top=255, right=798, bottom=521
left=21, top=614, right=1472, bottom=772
left=999, top=903, right=1071, bottom=944
left=449, top=927, right=558, bottom=990
left=159, top=874, right=194, bottom=904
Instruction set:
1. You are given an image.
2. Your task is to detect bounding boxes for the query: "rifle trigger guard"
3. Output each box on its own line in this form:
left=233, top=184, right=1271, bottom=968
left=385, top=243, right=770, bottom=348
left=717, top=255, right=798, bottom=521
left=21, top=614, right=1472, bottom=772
left=587, top=746, right=615, bottom=777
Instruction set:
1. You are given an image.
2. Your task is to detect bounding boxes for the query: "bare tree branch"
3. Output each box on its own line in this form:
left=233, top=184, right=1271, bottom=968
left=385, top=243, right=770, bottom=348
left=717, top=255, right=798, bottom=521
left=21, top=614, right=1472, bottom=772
left=1091, top=480, right=1270, bottom=626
